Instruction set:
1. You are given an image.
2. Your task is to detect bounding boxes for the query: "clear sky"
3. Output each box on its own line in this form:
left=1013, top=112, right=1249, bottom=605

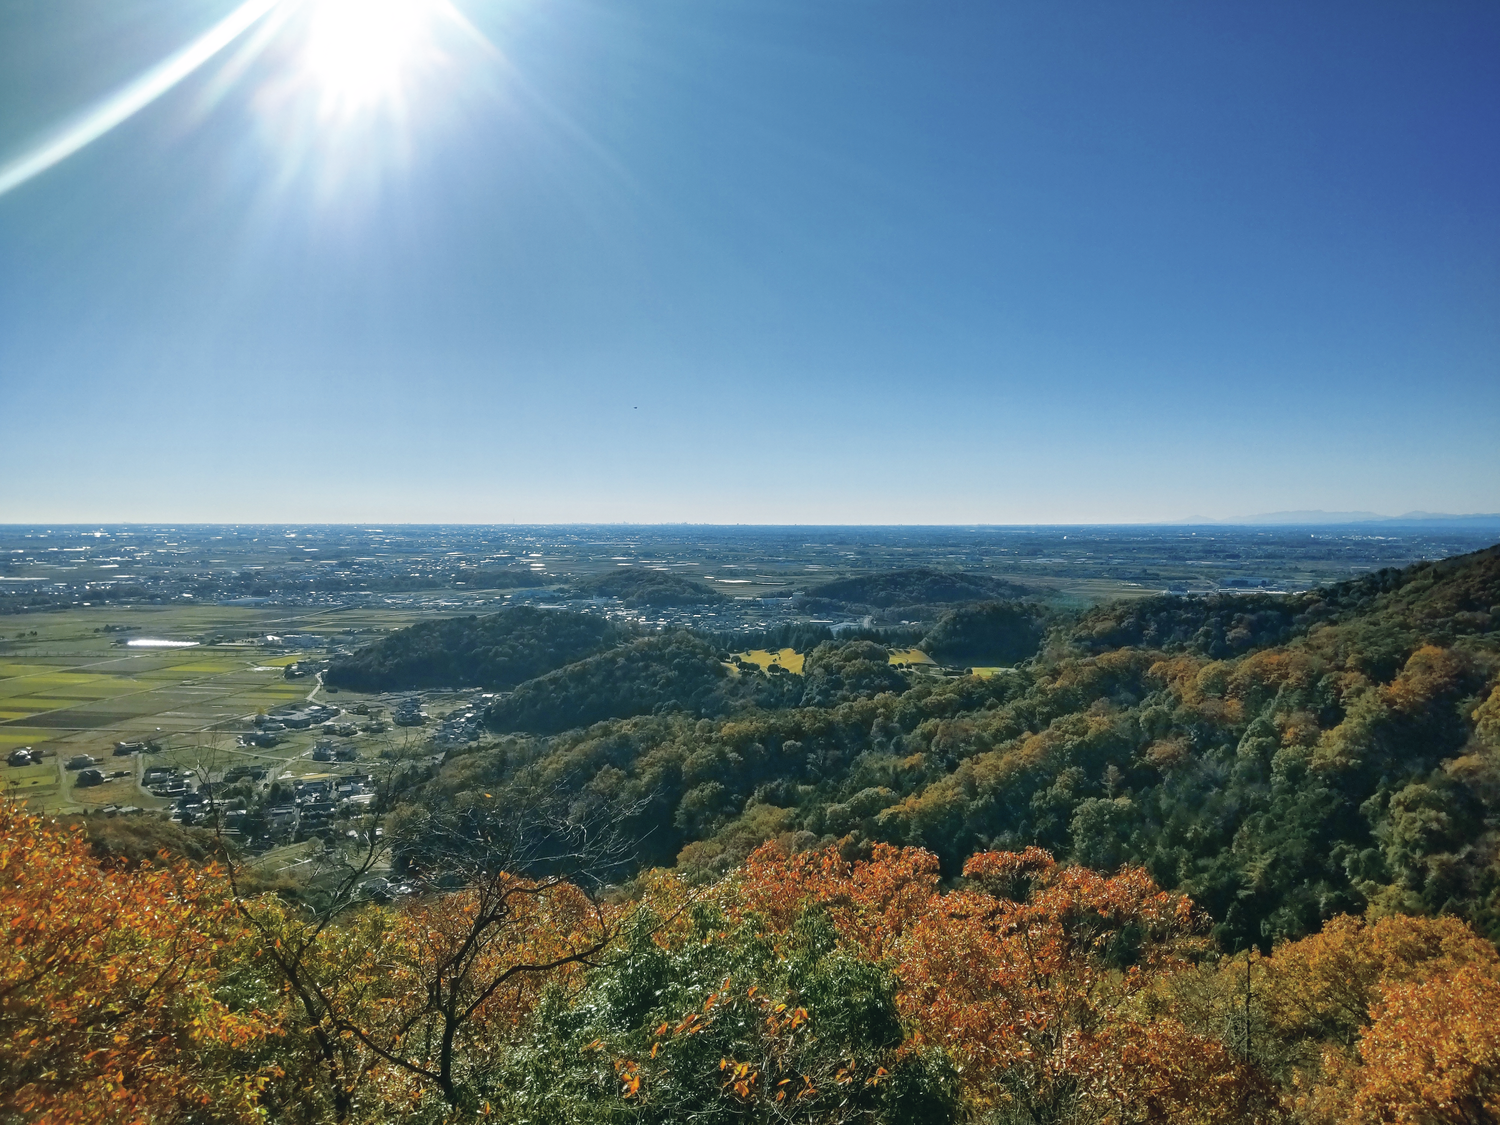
left=1, top=0, right=1496, bottom=524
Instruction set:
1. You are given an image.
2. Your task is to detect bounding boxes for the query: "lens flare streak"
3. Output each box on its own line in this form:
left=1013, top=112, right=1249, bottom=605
left=0, top=0, right=285, bottom=197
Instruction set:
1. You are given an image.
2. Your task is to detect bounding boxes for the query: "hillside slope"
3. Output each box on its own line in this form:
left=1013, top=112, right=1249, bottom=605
left=325, top=607, right=625, bottom=692
left=801, top=567, right=1031, bottom=610
left=418, top=545, right=1500, bottom=949
left=921, top=601, right=1053, bottom=665
left=483, top=632, right=725, bottom=734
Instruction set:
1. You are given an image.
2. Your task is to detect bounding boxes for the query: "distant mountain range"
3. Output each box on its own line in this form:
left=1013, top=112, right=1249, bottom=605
left=1177, top=510, right=1500, bottom=527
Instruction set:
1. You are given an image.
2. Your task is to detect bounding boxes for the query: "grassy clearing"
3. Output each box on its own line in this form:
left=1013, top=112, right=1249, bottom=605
left=737, top=648, right=805, bottom=675
left=886, top=647, right=936, bottom=666
left=967, top=666, right=1019, bottom=679
left=0, top=728, right=54, bottom=751
left=0, top=762, right=60, bottom=799
left=255, top=655, right=308, bottom=668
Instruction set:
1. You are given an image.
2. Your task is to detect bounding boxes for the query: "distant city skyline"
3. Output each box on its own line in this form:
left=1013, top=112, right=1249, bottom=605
left=2, top=0, right=1496, bottom=524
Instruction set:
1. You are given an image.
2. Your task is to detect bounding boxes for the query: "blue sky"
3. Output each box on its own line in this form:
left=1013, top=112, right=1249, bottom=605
left=1, top=0, right=1496, bottom=523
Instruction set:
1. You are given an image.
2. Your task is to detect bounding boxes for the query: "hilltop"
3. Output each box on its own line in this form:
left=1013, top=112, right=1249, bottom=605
left=323, top=606, right=626, bottom=692
left=800, top=566, right=1032, bottom=610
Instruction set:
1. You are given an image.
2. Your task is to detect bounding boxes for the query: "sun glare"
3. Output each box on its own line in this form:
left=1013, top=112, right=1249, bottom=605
left=303, top=0, right=432, bottom=111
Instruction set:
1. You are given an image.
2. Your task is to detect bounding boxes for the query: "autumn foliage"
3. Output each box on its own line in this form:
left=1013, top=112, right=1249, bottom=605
left=730, top=842, right=1266, bottom=1123
left=3, top=800, right=1499, bottom=1124
left=0, top=800, right=273, bottom=1124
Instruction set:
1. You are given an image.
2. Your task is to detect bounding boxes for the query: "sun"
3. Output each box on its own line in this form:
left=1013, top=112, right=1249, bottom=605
left=302, top=0, right=434, bottom=112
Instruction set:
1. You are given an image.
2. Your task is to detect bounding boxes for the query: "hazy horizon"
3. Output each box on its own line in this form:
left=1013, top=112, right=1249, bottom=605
left=5, top=510, right=1500, bottom=531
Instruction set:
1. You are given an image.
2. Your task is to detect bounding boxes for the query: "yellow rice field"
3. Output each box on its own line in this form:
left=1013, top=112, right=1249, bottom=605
left=737, top=648, right=806, bottom=674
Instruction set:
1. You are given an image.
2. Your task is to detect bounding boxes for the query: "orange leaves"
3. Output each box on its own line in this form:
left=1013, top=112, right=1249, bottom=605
left=1382, top=645, right=1472, bottom=716
left=1471, top=683, right=1500, bottom=748
left=722, top=1057, right=758, bottom=1099
left=0, top=800, right=273, bottom=1124
left=1255, top=913, right=1498, bottom=1047
left=1078, top=1017, right=1270, bottom=1125
left=8, top=793, right=1494, bottom=1124
left=736, top=839, right=940, bottom=959
left=961, top=845, right=1056, bottom=900
left=1257, top=912, right=1500, bottom=1124
left=1351, top=962, right=1500, bottom=1124
left=616, top=1058, right=642, bottom=1098
left=671, top=1010, right=707, bottom=1036
left=731, top=841, right=1209, bottom=1117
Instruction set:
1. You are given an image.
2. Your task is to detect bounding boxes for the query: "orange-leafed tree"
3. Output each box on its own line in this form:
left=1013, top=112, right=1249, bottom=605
left=899, top=847, right=1262, bottom=1122
left=1351, top=961, right=1500, bottom=1124
left=0, top=800, right=275, bottom=1125
left=733, top=842, right=1272, bottom=1123
left=734, top=840, right=943, bottom=959
left=1258, top=912, right=1500, bottom=1125
left=1255, top=912, right=1499, bottom=1050
left=358, top=873, right=614, bottom=1111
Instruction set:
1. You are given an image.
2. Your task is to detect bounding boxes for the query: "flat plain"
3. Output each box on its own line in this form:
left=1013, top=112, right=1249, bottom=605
left=0, top=605, right=424, bottom=812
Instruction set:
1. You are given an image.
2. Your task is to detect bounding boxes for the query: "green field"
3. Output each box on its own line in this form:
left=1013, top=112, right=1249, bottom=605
left=0, top=604, right=452, bottom=813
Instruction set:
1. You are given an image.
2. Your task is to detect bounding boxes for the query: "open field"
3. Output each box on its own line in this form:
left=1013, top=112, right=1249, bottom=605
left=886, top=647, right=936, bottom=666
left=737, top=648, right=806, bottom=675
left=0, top=605, right=437, bottom=813
left=736, top=647, right=942, bottom=676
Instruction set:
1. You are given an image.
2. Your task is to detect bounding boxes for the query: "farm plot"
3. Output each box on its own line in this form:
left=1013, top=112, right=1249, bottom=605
left=736, top=648, right=806, bottom=674
left=0, top=608, right=381, bottom=811
left=886, top=647, right=936, bottom=666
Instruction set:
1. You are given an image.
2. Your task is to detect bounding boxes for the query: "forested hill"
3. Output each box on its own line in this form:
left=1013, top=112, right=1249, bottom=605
left=484, top=633, right=762, bottom=734
left=324, top=607, right=626, bottom=692
left=1062, top=544, right=1500, bottom=659
left=800, top=566, right=1031, bottom=609
left=420, top=544, right=1500, bottom=951
left=16, top=547, right=1500, bottom=1121
left=922, top=600, right=1053, bottom=664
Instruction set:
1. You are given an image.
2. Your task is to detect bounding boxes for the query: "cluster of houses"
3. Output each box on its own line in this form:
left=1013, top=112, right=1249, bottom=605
left=360, top=875, right=417, bottom=901
left=144, top=764, right=194, bottom=798
left=113, top=739, right=160, bottom=756
left=312, top=737, right=361, bottom=762
left=243, top=702, right=346, bottom=748
left=393, top=698, right=428, bottom=726
left=261, top=633, right=326, bottom=649
left=136, top=765, right=225, bottom=827
left=89, top=803, right=145, bottom=816
left=263, top=773, right=375, bottom=841
left=64, top=752, right=128, bottom=789
left=431, top=705, right=484, bottom=746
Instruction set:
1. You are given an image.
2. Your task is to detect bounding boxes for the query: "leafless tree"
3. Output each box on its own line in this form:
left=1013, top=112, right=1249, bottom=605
left=201, top=740, right=642, bottom=1120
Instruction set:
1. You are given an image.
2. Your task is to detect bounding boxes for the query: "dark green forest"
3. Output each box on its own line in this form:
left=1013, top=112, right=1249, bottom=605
left=920, top=600, right=1053, bottom=665
left=324, top=606, right=625, bottom=692
left=484, top=633, right=790, bottom=734
left=801, top=566, right=1031, bottom=608
left=795, top=566, right=1036, bottom=624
